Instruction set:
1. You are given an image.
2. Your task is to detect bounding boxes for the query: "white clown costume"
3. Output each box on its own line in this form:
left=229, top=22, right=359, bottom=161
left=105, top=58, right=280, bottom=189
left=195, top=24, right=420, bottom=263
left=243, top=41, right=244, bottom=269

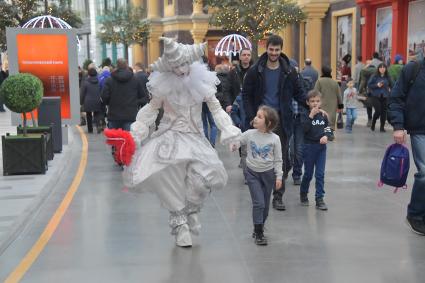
left=121, top=38, right=240, bottom=247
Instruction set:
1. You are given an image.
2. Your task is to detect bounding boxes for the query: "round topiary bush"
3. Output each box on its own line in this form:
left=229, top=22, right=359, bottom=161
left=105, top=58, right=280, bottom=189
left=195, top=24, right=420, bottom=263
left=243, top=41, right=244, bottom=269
left=0, top=73, right=43, bottom=114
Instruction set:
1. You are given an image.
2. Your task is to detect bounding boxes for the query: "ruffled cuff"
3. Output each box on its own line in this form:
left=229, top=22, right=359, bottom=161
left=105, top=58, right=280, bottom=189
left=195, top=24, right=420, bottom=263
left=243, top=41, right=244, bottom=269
left=205, top=96, right=241, bottom=145
left=130, top=123, right=149, bottom=148
left=220, top=125, right=241, bottom=145
left=129, top=101, right=161, bottom=146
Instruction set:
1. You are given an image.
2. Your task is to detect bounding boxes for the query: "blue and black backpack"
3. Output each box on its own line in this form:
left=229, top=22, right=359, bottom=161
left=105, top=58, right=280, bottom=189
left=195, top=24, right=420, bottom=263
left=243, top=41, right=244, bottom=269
left=378, top=143, right=410, bottom=193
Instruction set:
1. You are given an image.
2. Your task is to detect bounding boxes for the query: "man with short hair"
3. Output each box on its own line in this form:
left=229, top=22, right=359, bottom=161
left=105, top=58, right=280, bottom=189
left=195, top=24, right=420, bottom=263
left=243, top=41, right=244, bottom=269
left=371, top=52, right=383, bottom=68
left=353, top=55, right=364, bottom=89
left=300, top=58, right=318, bottom=87
left=388, top=52, right=425, bottom=236
left=226, top=48, right=253, bottom=113
left=133, top=62, right=150, bottom=108
left=242, top=34, right=307, bottom=211
left=358, top=60, right=376, bottom=126
left=101, top=58, right=148, bottom=130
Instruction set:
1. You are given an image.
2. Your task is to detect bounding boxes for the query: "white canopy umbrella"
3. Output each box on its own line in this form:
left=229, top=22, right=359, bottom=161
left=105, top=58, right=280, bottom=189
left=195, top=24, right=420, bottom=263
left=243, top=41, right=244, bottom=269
left=214, top=34, right=252, bottom=57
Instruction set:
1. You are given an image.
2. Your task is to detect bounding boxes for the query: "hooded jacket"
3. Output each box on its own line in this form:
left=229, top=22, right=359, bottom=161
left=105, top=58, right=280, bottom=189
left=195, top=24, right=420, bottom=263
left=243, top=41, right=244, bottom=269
left=241, top=52, right=307, bottom=137
left=215, top=67, right=231, bottom=109
left=80, top=75, right=102, bottom=112
left=227, top=63, right=252, bottom=105
left=388, top=59, right=425, bottom=134
left=101, top=68, right=148, bottom=121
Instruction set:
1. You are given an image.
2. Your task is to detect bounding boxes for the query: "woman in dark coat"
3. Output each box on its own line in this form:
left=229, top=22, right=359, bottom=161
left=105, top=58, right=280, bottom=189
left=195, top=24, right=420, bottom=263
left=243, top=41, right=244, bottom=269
left=80, top=67, right=102, bottom=133
left=367, top=63, right=393, bottom=132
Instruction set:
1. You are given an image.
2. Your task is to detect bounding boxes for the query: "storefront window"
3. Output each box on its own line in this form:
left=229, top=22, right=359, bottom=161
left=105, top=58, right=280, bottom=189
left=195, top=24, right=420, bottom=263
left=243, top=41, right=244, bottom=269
left=408, top=0, right=425, bottom=61
left=336, top=15, right=352, bottom=81
left=376, top=6, right=393, bottom=66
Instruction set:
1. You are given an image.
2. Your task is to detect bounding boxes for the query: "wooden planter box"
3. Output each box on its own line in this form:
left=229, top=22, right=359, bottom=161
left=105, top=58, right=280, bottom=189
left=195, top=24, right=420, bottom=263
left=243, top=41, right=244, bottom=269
left=17, top=125, right=54, bottom=161
left=2, top=133, right=47, bottom=176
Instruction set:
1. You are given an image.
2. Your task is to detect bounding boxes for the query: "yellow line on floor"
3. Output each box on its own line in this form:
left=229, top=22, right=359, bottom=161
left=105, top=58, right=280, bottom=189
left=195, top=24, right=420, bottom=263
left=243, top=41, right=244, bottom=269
left=5, top=126, right=88, bottom=283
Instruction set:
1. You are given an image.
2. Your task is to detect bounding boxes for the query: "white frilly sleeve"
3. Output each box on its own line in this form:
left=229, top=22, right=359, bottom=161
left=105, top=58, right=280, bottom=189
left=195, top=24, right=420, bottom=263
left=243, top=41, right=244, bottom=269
left=130, top=96, right=162, bottom=146
left=205, top=95, right=241, bottom=144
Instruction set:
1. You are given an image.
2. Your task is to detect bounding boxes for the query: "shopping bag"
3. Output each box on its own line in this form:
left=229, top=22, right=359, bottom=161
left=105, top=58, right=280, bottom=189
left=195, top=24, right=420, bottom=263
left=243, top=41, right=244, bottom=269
left=337, top=112, right=344, bottom=129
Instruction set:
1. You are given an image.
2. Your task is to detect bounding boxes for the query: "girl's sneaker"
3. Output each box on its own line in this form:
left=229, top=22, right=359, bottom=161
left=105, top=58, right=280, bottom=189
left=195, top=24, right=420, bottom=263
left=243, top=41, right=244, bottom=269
left=255, top=233, right=267, bottom=245
left=254, top=224, right=267, bottom=245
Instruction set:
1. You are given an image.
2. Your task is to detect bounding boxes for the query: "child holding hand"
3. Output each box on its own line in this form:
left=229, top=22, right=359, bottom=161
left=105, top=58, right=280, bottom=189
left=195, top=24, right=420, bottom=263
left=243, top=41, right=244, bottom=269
left=234, top=105, right=282, bottom=245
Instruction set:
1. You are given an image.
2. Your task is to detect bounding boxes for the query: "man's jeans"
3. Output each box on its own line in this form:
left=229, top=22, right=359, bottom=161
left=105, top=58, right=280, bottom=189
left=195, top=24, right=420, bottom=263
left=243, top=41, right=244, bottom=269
left=273, top=120, right=289, bottom=197
left=108, top=120, right=134, bottom=131
left=290, top=115, right=304, bottom=180
left=245, top=167, right=275, bottom=225
left=300, top=143, right=327, bottom=199
left=202, top=103, right=217, bottom=147
left=345, top=108, right=358, bottom=132
left=408, top=135, right=425, bottom=220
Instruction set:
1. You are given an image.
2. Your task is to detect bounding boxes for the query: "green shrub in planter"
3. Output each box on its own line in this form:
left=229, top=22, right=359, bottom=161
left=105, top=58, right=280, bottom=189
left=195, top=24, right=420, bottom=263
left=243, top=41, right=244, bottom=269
left=0, top=73, right=43, bottom=136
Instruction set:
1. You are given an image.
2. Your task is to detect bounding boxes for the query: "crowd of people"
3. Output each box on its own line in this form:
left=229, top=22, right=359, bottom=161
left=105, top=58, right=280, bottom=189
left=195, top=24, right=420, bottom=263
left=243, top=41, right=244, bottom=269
left=77, top=35, right=425, bottom=246
left=78, top=58, right=150, bottom=134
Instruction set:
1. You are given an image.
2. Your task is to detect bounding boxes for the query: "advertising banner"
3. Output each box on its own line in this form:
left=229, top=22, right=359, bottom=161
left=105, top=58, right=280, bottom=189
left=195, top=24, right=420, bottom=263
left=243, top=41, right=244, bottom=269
left=16, top=34, right=71, bottom=118
left=6, top=28, right=79, bottom=125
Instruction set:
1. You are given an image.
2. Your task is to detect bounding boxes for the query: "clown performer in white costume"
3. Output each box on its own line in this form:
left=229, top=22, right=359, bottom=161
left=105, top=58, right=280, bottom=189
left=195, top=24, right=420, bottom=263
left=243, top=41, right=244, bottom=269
left=104, top=37, right=241, bottom=247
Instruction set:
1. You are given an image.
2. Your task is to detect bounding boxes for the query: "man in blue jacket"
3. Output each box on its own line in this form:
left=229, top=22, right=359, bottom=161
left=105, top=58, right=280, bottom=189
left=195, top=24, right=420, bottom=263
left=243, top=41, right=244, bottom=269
left=242, top=35, right=307, bottom=211
left=388, top=55, right=425, bottom=235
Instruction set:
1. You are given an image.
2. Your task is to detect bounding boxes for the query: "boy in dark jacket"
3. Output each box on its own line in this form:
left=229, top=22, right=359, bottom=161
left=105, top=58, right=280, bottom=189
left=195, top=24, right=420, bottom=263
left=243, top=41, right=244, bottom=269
left=300, top=90, right=333, bottom=211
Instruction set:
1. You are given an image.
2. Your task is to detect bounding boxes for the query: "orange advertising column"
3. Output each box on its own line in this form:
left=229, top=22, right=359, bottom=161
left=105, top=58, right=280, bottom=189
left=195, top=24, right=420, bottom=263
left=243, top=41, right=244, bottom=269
left=16, top=34, right=71, bottom=119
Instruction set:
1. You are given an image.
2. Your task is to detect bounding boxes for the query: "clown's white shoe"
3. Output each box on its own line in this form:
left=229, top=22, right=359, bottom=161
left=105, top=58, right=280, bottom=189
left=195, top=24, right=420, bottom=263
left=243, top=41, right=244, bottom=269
left=187, top=213, right=201, bottom=235
left=175, top=224, right=192, bottom=247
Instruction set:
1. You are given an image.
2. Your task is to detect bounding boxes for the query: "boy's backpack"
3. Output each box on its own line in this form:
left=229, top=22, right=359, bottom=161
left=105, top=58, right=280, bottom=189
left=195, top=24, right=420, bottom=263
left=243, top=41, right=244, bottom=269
left=378, top=143, right=410, bottom=193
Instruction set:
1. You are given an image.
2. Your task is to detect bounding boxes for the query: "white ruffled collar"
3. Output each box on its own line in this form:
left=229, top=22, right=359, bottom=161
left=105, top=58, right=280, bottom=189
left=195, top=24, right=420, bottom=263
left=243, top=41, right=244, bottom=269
left=146, top=62, right=220, bottom=106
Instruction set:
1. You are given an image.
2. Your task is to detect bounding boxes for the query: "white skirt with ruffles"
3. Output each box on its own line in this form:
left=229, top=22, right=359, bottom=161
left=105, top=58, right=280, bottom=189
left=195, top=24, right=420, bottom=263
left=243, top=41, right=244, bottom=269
left=123, top=130, right=228, bottom=192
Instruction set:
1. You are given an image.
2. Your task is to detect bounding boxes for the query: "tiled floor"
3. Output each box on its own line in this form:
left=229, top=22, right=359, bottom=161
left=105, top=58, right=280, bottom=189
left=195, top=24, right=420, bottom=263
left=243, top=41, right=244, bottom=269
left=0, top=121, right=424, bottom=283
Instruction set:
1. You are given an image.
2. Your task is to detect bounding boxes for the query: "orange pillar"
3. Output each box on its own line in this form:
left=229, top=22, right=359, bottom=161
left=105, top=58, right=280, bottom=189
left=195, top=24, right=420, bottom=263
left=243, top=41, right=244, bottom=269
left=391, top=0, right=408, bottom=61
left=359, top=3, right=376, bottom=61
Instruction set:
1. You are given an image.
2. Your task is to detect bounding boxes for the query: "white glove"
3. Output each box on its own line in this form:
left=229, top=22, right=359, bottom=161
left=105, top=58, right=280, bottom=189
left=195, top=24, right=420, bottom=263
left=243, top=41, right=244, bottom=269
left=229, top=141, right=240, bottom=152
